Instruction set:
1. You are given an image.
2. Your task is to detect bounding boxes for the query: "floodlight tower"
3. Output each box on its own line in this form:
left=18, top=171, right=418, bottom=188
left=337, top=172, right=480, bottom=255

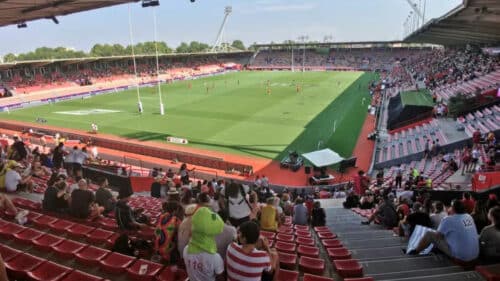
left=405, top=0, right=426, bottom=28
left=298, top=35, right=309, bottom=72
left=211, top=6, right=232, bottom=53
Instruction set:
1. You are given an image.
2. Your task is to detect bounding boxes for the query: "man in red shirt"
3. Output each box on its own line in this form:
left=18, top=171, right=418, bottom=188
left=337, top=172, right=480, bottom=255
left=472, top=129, right=482, bottom=145
left=461, top=192, right=475, bottom=214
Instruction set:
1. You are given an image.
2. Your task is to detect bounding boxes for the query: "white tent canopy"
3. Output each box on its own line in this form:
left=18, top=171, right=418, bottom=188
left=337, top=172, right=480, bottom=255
left=302, top=148, right=344, bottom=167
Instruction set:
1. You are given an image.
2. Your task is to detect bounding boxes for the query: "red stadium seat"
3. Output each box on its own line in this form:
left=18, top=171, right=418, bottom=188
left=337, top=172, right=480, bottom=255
left=4, top=253, right=44, bottom=280
left=97, top=217, right=118, bottom=231
left=278, top=226, right=294, bottom=235
left=105, top=232, right=121, bottom=248
left=0, top=219, right=8, bottom=227
left=26, top=261, right=72, bottom=281
left=260, top=230, right=276, bottom=240
left=51, top=239, right=86, bottom=259
left=296, top=237, right=315, bottom=246
left=126, top=259, right=164, bottom=281
left=477, top=265, right=500, bottom=281
left=13, top=228, right=44, bottom=244
left=60, top=270, right=104, bottom=281
left=276, top=233, right=295, bottom=243
left=299, top=256, right=325, bottom=275
left=294, top=225, right=310, bottom=231
left=322, top=239, right=343, bottom=248
left=2, top=208, right=16, bottom=219
left=86, top=228, right=114, bottom=244
left=295, top=230, right=312, bottom=238
left=317, top=231, right=336, bottom=239
left=333, top=259, right=363, bottom=278
left=66, top=224, right=95, bottom=239
left=327, top=248, right=352, bottom=260
left=0, top=222, right=26, bottom=239
left=75, top=245, right=110, bottom=266
left=277, top=269, right=299, bottom=281
left=26, top=211, right=42, bottom=223
left=303, top=274, right=335, bottom=281
left=137, top=227, right=155, bottom=240
left=278, top=252, right=297, bottom=269
left=275, top=241, right=296, bottom=253
left=0, top=244, right=21, bottom=261
left=156, top=266, right=188, bottom=281
left=297, top=245, right=320, bottom=258
left=32, top=233, right=64, bottom=251
left=32, top=215, right=59, bottom=229
left=99, top=252, right=136, bottom=274
left=313, top=226, right=330, bottom=232
left=48, top=219, right=75, bottom=234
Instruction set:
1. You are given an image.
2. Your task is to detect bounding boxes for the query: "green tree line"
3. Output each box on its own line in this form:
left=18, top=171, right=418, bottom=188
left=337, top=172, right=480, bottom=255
left=3, top=40, right=247, bottom=62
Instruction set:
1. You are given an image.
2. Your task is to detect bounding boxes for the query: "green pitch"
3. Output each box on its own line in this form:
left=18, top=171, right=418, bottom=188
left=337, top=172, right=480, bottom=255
left=400, top=89, right=433, bottom=107
left=2, top=71, right=377, bottom=160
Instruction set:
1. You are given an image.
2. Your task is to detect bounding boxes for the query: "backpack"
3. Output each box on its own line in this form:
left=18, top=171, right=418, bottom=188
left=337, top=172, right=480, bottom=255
left=225, top=185, right=252, bottom=219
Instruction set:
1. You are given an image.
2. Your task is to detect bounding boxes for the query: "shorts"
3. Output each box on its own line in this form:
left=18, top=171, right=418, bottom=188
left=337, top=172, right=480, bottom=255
left=229, top=216, right=250, bottom=228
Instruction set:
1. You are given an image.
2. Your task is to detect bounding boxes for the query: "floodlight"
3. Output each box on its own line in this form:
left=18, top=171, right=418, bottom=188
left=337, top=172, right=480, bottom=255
left=142, top=0, right=159, bottom=7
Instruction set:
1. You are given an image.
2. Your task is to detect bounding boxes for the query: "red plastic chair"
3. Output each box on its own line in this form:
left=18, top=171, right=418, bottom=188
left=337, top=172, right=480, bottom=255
left=0, top=244, right=21, bottom=261
left=66, top=224, right=95, bottom=239
left=322, top=239, right=343, bottom=248
left=296, top=237, right=315, bottom=246
left=294, top=225, right=310, bottom=231
left=277, top=269, right=299, bottom=281
left=327, top=248, right=352, bottom=260
left=48, top=219, right=75, bottom=234
left=276, top=233, right=295, bottom=243
left=99, top=252, right=136, bottom=274
left=26, top=211, right=42, bottom=223
left=299, top=256, right=325, bottom=275
left=333, top=259, right=363, bottom=278
left=295, top=230, right=312, bottom=238
left=275, top=241, right=296, bottom=253
left=303, top=274, right=335, bottom=281
left=0, top=222, right=26, bottom=239
left=137, top=227, right=155, bottom=240
left=51, top=239, right=86, bottom=259
left=60, top=270, right=104, bottom=281
left=476, top=265, right=500, bottom=281
left=260, top=230, right=276, bottom=240
left=156, top=266, right=188, bottom=281
left=317, top=231, right=336, bottom=239
left=32, top=233, right=64, bottom=251
left=13, top=228, right=44, bottom=244
left=4, top=253, right=45, bottom=280
left=278, top=226, right=294, bottom=235
left=86, top=228, right=114, bottom=244
left=75, top=245, right=110, bottom=266
left=105, top=233, right=121, bottom=248
left=313, top=226, right=330, bottom=232
left=126, top=259, right=164, bottom=281
left=278, top=251, right=297, bottom=269
left=31, top=215, right=59, bottom=229
left=297, top=245, right=320, bottom=258
left=97, top=217, right=118, bottom=231
left=26, top=260, right=72, bottom=281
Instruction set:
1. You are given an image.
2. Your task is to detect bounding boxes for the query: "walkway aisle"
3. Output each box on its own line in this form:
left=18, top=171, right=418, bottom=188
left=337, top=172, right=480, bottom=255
left=323, top=207, right=486, bottom=280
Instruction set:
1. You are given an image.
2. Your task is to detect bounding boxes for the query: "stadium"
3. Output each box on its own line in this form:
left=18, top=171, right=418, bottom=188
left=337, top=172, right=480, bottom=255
left=0, top=0, right=499, bottom=280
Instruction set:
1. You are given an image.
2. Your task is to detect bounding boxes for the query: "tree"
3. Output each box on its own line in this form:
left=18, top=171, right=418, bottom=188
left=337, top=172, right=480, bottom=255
left=3, top=53, right=17, bottom=62
left=188, top=41, right=209, bottom=53
left=176, top=42, right=190, bottom=53
left=231, top=40, right=245, bottom=50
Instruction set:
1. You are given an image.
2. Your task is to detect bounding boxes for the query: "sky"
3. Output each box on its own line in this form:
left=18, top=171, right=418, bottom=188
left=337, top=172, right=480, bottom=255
left=0, top=0, right=463, bottom=56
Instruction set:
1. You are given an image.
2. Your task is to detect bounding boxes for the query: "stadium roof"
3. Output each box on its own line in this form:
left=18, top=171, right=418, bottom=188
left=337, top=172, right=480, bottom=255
left=0, top=0, right=139, bottom=27
left=254, top=41, right=434, bottom=49
left=404, top=0, right=500, bottom=46
left=0, top=51, right=253, bottom=70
